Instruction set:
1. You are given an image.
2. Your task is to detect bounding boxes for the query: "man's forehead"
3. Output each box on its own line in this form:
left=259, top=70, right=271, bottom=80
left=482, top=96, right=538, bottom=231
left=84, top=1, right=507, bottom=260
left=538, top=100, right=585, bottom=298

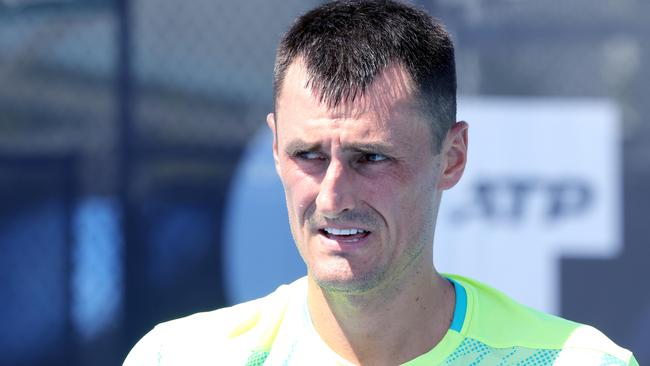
left=276, top=60, right=423, bottom=121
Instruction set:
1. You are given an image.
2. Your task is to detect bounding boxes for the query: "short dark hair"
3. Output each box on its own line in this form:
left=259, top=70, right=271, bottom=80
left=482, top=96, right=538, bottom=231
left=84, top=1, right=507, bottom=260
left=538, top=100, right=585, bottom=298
left=273, top=0, right=457, bottom=148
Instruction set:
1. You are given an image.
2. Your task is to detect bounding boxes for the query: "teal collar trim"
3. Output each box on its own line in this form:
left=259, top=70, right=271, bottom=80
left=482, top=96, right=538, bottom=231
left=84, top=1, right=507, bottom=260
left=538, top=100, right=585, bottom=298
left=448, top=278, right=467, bottom=333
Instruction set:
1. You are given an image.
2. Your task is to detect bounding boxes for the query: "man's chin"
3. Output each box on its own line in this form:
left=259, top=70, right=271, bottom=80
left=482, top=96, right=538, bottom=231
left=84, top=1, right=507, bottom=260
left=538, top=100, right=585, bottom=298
left=310, top=270, right=385, bottom=295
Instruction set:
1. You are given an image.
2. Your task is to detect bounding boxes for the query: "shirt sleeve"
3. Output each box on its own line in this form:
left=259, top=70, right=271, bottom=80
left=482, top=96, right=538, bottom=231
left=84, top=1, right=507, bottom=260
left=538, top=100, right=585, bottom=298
left=122, top=326, right=163, bottom=366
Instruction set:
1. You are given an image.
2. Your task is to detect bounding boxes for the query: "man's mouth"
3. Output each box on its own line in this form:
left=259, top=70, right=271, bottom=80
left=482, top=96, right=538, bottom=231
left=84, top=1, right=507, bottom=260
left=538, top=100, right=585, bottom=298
left=319, top=227, right=370, bottom=242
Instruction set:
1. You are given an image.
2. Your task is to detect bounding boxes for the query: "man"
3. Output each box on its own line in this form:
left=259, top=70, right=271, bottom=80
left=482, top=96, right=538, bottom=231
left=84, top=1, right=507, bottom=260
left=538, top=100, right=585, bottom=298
left=124, top=1, right=638, bottom=365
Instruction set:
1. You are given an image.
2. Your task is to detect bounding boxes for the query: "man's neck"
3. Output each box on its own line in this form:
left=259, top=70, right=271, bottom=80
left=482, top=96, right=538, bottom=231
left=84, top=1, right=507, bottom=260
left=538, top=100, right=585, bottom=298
left=306, top=267, right=456, bottom=366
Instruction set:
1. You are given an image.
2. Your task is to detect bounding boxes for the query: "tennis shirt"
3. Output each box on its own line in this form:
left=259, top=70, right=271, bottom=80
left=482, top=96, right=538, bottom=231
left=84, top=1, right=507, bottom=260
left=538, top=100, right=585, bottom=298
left=123, top=275, right=638, bottom=365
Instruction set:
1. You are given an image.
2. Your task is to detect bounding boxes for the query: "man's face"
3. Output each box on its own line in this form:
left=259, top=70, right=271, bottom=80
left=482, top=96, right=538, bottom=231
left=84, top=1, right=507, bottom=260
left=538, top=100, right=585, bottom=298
left=268, top=62, right=464, bottom=294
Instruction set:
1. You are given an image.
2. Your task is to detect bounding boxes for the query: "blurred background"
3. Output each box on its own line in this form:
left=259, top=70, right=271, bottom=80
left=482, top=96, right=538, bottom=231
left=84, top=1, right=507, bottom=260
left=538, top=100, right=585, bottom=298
left=0, top=0, right=648, bottom=365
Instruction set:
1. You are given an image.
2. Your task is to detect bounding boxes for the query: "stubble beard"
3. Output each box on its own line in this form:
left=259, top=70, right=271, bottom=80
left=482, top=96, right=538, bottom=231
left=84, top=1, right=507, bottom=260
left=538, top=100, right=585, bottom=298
left=296, top=208, right=390, bottom=295
left=307, top=226, right=431, bottom=297
left=311, top=257, right=390, bottom=295
left=293, top=202, right=434, bottom=297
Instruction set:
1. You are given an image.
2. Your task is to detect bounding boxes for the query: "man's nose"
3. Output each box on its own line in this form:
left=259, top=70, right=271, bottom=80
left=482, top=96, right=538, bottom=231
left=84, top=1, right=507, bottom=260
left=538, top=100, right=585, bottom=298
left=315, top=159, right=356, bottom=218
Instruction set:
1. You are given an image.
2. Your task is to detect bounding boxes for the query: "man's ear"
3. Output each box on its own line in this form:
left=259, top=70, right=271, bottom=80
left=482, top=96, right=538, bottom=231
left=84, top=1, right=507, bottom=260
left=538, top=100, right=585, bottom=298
left=437, top=121, right=469, bottom=191
left=266, top=112, right=281, bottom=176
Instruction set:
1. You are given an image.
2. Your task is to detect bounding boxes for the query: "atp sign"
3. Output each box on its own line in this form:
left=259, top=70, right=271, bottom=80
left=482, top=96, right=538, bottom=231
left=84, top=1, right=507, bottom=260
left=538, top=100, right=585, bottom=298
left=435, top=97, right=621, bottom=314
left=224, top=97, right=621, bottom=315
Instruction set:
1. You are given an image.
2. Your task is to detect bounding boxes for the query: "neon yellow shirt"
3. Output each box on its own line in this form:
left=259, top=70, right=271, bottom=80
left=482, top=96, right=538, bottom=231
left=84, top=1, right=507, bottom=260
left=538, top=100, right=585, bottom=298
left=123, top=275, right=638, bottom=365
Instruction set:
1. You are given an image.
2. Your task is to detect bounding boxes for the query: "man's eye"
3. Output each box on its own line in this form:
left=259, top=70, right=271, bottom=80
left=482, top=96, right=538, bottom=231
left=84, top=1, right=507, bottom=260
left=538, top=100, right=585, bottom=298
left=361, top=153, right=388, bottom=163
left=296, top=151, right=324, bottom=160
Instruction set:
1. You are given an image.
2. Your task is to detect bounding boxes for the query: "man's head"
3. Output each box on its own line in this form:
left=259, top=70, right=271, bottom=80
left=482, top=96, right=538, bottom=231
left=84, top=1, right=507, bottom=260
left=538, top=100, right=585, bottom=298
left=268, top=0, right=467, bottom=295
left=273, top=0, right=457, bottom=150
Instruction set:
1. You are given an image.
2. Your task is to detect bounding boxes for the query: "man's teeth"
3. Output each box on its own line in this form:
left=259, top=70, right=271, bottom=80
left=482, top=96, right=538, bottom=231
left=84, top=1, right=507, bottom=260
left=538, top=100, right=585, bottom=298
left=323, top=228, right=367, bottom=236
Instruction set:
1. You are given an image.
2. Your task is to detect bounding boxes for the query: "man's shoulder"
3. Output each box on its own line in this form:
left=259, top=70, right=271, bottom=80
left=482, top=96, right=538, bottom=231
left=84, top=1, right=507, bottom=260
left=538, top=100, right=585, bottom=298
left=123, top=277, right=307, bottom=366
left=158, top=277, right=303, bottom=338
left=447, top=274, right=637, bottom=365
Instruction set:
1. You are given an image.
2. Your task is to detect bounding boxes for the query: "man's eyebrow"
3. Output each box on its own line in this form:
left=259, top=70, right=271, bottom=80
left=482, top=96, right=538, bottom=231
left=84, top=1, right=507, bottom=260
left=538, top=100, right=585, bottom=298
left=343, top=143, right=394, bottom=154
left=283, top=140, right=394, bottom=154
left=284, top=140, right=321, bottom=154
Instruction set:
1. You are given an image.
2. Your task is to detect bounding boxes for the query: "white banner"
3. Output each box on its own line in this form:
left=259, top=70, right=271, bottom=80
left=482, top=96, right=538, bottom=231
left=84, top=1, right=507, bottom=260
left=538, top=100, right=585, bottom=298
left=435, top=97, right=621, bottom=314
